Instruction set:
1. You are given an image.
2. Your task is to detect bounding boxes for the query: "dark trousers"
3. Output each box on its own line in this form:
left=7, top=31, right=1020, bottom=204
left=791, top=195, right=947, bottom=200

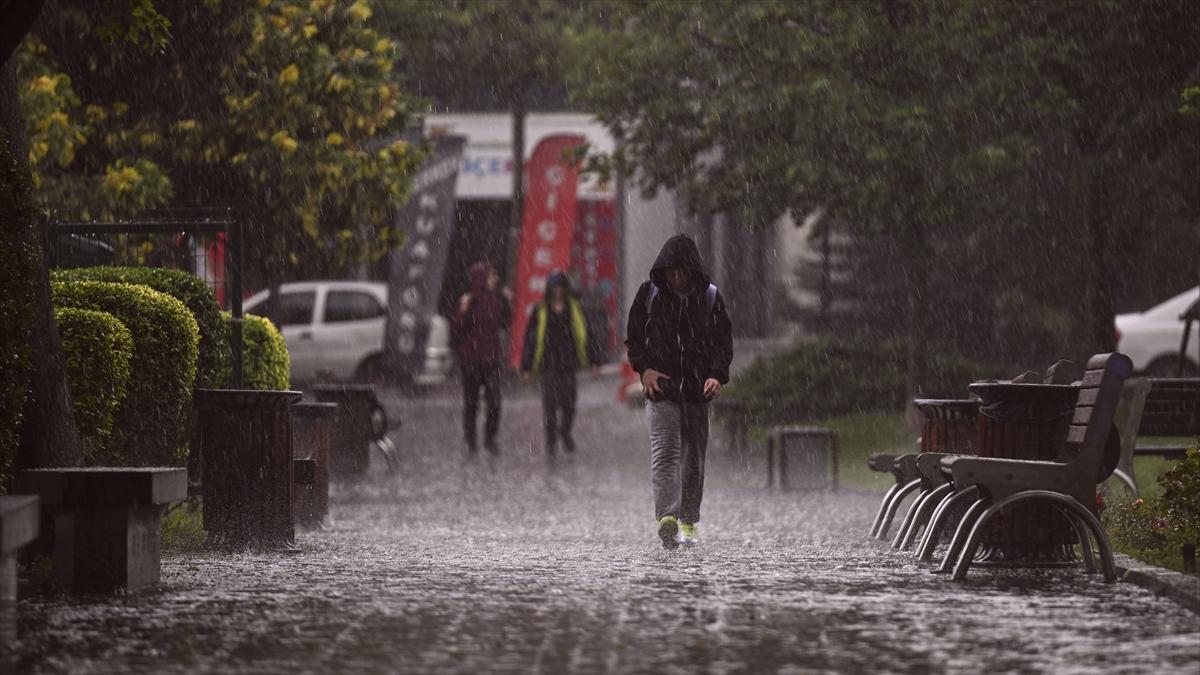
left=541, top=369, right=577, bottom=454
left=462, top=363, right=501, bottom=452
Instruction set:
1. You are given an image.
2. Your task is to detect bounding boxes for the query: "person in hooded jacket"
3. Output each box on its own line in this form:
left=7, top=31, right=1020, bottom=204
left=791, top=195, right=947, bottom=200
left=453, top=261, right=512, bottom=456
left=626, top=234, right=733, bottom=548
left=520, top=270, right=602, bottom=458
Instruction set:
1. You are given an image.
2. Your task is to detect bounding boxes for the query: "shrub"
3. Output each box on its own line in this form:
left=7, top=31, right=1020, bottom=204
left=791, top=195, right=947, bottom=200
left=725, top=335, right=1005, bottom=426
left=56, top=308, right=134, bottom=464
left=0, top=131, right=40, bottom=493
left=52, top=280, right=199, bottom=465
left=1105, top=447, right=1200, bottom=575
left=236, top=312, right=291, bottom=391
left=53, top=266, right=231, bottom=389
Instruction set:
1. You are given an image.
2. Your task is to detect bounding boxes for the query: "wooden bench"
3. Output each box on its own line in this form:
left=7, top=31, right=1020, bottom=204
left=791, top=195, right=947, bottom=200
left=18, top=468, right=186, bottom=593
left=1113, top=377, right=1200, bottom=495
left=933, top=353, right=1132, bottom=582
left=0, top=496, right=39, bottom=641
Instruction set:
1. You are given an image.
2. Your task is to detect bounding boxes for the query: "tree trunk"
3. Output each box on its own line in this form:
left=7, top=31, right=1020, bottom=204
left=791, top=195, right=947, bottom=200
left=0, top=60, right=82, bottom=475
left=902, top=220, right=928, bottom=432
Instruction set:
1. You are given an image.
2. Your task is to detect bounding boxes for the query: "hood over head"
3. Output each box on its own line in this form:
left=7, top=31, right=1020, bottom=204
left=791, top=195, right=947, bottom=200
left=649, top=234, right=710, bottom=291
left=468, top=261, right=490, bottom=294
left=545, top=269, right=573, bottom=297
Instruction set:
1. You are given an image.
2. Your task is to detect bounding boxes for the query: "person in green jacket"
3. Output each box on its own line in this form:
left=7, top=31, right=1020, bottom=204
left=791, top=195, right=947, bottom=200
left=520, top=270, right=600, bottom=457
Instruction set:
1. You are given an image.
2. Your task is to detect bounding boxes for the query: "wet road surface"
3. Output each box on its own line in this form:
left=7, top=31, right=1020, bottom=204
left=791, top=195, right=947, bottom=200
left=12, top=377, right=1200, bottom=674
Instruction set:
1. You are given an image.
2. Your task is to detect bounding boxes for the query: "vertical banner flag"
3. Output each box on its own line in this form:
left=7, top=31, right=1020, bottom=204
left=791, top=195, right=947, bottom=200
left=508, top=134, right=587, bottom=368
left=571, top=199, right=620, bottom=356
left=385, top=135, right=467, bottom=379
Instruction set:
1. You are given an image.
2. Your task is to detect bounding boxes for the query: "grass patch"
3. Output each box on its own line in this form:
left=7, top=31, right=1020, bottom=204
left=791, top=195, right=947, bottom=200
left=162, top=497, right=206, bottom=550
left=815, top=412, right=912, bottom=493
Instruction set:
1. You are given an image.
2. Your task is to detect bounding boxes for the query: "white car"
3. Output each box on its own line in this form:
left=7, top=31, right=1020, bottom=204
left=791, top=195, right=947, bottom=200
left=243, top=281, right=453, bottom=384
left=1115, top=285, right=1199, bottom=376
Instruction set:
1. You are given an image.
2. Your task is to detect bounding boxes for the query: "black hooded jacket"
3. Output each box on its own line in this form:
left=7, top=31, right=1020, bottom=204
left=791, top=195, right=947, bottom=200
left=625, top=235, right=733, bottom=403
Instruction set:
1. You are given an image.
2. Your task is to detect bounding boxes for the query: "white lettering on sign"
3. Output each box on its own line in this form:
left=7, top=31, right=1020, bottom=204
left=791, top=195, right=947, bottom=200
left=402, top=287, right=421, bottom=308
left=415, top=214, right=436, bottom=235
left=545, top=191, right=558, bottom=213
left=399, top=312, right=417, bottom=329
left=546, top=166, right=565, bottom=187
left=533, top=247, right=553, bottom=267
left=407, top=264, right=425, bottom=280
left=397, top=335, right=415, bottom=353
left=410, top=240, right=430, bottom=261
left=537, top=220, right=556, bottom=241
left=419, top=193, right=438, bottom=210
left=528, top=276, right=546, bottom=293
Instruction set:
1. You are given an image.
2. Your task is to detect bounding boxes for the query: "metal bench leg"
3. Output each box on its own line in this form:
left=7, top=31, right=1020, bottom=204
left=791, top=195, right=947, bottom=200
left=1058, top=507, right=1097, bottom=574
left=936, top=497, right=988, bottom=573
left=1110, top=468, right=1137, bottom=499
left=869, top=481, right=903, bottom=538
left=892, top=488, right=932, bottom=549
left=917, top=486, right=979, bottom=563
left=876, top=479, right=922, bottom=540
left=950, top=491, right=1117, bottom=583
left=900, top=483, right=953, bottom=551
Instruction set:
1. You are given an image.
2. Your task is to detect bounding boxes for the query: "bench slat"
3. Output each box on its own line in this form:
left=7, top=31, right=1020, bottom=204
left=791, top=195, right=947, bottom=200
left=1067, top=425, right=1089, bottom=444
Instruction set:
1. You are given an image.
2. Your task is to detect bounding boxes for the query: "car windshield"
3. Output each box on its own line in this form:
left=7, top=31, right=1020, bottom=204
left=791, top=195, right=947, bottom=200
left=1146, top=286, right=1200, bottom=319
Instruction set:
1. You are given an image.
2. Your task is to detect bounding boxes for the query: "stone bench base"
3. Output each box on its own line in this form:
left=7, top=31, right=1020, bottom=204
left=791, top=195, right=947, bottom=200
left=19, top=468, right=186, bottom=594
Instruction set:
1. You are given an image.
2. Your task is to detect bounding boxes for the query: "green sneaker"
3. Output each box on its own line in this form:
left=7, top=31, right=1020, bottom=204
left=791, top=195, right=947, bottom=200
left=657, top=516, right=679, bottom=549
left=679, top=522, right=699, bottom=547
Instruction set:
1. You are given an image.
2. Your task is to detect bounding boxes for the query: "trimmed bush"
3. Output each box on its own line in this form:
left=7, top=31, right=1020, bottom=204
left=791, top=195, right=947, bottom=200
left=53, top=280, right=199, bottom=465
left=0, top=131, right=40, bottom=493
left=56, top=307, right=134, bottom=464
left=236, top=312, right=291, bottom=391
left=53, top=266, right=231, bottom=389
left=725, top=335, right=1006, bottom=426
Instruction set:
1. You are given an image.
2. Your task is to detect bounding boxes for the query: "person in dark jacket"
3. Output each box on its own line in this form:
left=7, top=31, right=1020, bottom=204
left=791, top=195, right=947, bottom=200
left=453, top=261, right=512, bottom=456
left=520, top=270, right=601, bottom=457
left=626, top=234, right=733, bottom=548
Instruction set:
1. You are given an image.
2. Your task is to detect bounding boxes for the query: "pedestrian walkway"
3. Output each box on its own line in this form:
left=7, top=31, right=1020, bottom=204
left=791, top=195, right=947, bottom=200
left=12, top=376, right=1200, bottom=674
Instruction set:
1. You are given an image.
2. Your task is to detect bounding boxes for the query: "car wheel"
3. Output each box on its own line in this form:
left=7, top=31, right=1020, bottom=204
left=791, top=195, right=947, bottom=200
left=356, top=355, right=388, bottom=385
left=1143, top=356, right=1199, bottom=378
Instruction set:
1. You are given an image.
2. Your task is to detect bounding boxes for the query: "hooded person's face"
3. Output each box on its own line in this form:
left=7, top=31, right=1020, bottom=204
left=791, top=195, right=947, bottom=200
left=486, top=268, right=499, bottom=291
left=666, top=267, right=692, bottom=293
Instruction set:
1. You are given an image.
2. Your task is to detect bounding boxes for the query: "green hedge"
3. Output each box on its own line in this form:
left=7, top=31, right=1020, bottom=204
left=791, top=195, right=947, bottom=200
left=725, top=335, right=1006, bottom=426
left=53, top=280, right=199, bottom=465
left=236, top=313, right=291, bottom=391
left=53, top=266, right=231, bottom=389
left=56, top=307, right=134, bottom=464
left=0, top=131, right=39, bottom=492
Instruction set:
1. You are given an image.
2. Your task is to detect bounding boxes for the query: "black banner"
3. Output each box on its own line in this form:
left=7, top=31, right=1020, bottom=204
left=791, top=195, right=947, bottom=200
left=384, top=135, right=466, bottom=380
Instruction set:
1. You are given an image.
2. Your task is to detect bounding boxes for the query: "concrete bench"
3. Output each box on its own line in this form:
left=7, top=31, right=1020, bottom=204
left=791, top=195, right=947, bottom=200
left=1, top=496, right=39, bottom=642
left=766, top=426, right=838, bottom=492
left=18, top=468, right=186, bottom=593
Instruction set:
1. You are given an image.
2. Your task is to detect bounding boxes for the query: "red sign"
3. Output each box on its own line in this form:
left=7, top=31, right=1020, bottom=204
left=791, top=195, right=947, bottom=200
left=571, top=199, right=619, bottom=353
left=508, top=134, right=586, bottom=368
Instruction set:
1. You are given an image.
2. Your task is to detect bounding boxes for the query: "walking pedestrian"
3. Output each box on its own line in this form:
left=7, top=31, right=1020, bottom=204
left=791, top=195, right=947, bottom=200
left=452, top=261, right=512, bottom=457
left=519, top=270, right=601, bottom=458
left=626, top=235, right=733, bottom=548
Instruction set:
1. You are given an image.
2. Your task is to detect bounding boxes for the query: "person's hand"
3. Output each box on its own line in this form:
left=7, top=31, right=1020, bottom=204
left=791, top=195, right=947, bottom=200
left=500, top=286, right=514, bottom=301
left=703, top=378, right=722, bottom=400
left=641, top=369, right=669, bottom=401
left=458, top=294, right=471, bottom=314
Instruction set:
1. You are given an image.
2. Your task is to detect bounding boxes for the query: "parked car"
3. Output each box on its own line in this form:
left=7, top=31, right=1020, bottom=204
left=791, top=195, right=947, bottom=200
left=243, top=281, right=453, bottom=384
left=1115, top=285, right=1199, bottom=376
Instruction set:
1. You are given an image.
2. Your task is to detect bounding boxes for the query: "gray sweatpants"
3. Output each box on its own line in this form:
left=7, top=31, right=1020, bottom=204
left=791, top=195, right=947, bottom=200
left=646, top=399, right=710, bottom=524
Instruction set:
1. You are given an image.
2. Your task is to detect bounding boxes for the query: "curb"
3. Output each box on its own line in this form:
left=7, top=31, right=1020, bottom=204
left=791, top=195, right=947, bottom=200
left=1114, top=553, right=1200, bottom=615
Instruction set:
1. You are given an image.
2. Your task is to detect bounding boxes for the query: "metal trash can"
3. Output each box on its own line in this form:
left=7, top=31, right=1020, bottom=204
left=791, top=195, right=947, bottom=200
left=767, top=426, right=839, bottom=491
left=292, top=402, right=337, bottom=526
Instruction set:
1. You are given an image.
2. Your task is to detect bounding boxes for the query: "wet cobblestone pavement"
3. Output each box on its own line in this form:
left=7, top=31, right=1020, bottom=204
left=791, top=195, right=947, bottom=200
left=11, top=378, right=1200, bottom=674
